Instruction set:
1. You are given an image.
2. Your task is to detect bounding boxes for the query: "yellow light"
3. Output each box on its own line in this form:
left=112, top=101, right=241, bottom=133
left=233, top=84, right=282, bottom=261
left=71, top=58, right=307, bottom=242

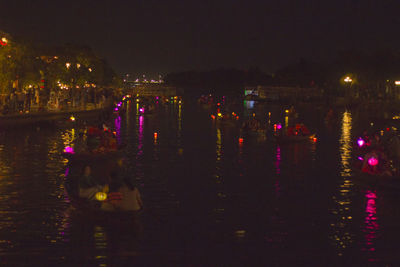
left=2, top=37, right=7, bottom=43
left=217, top=113, right=222, bottom=117
left=88, top=68, right=92, bottom=72
left=95, top=192, right=107, bottom=201
left=285, top=109, right=289, bottom=113
left=395, top=81, right=400, bottom=85
left=136, top=99, right=140, bottom=102
left=76, top=63, right=81, bottom=69
left=70, top=115, right=75, bottom=121
left=66, top=63, right=71, bottom=69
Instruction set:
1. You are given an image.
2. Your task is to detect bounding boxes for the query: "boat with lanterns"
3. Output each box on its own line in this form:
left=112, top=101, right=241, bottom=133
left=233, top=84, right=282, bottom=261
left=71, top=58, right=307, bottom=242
left=274, top=123, right=316, bottom=144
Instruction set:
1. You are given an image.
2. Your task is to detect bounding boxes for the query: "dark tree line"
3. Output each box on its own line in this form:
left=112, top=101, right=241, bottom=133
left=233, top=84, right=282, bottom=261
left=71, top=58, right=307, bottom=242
left=165, top=48, right=400, bottom=98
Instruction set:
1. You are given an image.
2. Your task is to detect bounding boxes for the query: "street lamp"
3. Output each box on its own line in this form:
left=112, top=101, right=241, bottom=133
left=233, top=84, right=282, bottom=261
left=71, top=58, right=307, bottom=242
left=66, top=62, right=71, bottom=69
left=344, top=76, right=352, bottom=83
left=0, top=37, right=8, bottom=46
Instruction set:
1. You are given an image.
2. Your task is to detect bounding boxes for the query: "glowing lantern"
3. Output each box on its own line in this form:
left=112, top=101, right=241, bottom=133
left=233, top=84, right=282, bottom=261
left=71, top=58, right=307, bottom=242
left=217, top=113, right=222, bottom=117
left=285, top=109, right=289, bottom=113
left=154, top=132, right=158, bottom=139
left=313, top=137, right=317, bottom=142
left=64, top=146, right=74, bottom=154
left=358, top=157, right=364, bottom=161
left=357, top=138, right=365, bottom=147
left=368, top=157, right=379, bottom=166
left=70, top=115, right=75, bottom=121
left=239, top=138, right=244, bottom=143
left=136, top=99, right=140, bottom=102
left=139, top=108, right=144, bottom=113
left=95, top=192, right=107, bottom=201
left=211, top=115, right=216, bottom=119
left=276, top=123, right=282, bottom=130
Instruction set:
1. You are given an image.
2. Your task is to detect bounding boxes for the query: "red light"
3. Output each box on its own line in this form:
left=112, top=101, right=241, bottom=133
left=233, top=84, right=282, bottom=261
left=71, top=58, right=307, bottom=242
left=154, top=132, right=158, bottom=138
left=239, top=138, right=244, bottom=143
left=40, top=86, right=44, bottom=88
left=386, top=128, right=390, bottom=131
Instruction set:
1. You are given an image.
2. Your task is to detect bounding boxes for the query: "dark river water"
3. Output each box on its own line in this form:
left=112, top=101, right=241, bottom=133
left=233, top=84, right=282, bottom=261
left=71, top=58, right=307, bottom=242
left=1, top=97, right=400, bottom=266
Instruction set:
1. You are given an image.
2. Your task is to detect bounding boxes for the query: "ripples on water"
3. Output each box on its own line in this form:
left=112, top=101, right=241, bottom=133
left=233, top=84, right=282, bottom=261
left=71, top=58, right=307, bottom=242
left=0, top=100, right=400, bottom=265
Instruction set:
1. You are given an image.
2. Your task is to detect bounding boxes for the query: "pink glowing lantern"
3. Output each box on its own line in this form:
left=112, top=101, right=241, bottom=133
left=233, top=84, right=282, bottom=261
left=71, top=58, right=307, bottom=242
left=358, top=156, right=364, bottom=161
left=368, top=157, right=378, bottom=166
left=139, top=108, right=144, bottom=113
left=276, top=123, right=282, bottom=130
left=64, top=146, right=75, bottom=154
left=357, top=138, right=365, bottom=147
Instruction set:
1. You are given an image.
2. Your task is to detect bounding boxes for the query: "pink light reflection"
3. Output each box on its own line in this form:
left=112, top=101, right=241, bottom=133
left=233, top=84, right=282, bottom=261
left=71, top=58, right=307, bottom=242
left=275, top=146, right=281, bottom=175
left=364, top=190, right=379, bottom=256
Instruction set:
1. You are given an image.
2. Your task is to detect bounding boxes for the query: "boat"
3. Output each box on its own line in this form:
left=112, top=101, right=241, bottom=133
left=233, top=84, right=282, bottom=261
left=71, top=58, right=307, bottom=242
left=352, top=168, right=400, bottom=190
left=64, top=159, right=141, bottom=219
left=275, top=133, right=316, bottom=144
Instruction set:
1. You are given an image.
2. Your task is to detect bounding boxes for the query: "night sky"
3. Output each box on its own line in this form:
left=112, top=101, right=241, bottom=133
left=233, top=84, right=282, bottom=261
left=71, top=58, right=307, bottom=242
left=1, top=0, right=399, bottom=77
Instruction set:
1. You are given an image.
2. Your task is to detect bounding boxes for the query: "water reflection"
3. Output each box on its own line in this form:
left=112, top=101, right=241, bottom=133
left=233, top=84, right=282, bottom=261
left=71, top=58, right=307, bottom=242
left=363, top=190, right=379, bottom=261
left=331, top=111, right=354, bottom=257
left=214, top=128, right=225, bottom=223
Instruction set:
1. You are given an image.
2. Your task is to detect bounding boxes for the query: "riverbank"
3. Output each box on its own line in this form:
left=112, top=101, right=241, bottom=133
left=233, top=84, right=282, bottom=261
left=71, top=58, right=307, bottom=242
left=0, top=105, right=112, bottom=128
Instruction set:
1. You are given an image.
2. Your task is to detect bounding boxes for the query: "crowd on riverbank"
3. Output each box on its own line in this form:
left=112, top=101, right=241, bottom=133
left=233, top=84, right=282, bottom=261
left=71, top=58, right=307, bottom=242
left=0, top=87, right=122, bottom=115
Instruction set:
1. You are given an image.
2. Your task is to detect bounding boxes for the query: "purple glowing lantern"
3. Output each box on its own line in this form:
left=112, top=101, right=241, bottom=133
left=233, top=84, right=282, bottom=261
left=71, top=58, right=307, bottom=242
left=64, top=146, right=75, bottom=154
left=357, top=138, right=365, bottom=147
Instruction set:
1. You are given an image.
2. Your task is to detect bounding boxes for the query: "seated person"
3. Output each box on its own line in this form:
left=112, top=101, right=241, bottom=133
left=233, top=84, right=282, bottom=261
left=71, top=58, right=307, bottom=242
left=78, top=165, right=103, bottom=200
left=100, top=161, right=143, bottom=212
left=114, top=176, right=143, bottom=212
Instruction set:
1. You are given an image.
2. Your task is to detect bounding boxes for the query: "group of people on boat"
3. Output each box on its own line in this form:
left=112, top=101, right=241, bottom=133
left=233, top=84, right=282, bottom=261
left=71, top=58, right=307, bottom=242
left=76, top=157, right=143, bottom=212
left=286, top=123, right=311, bottom=137
left=355, top=128, right=400, bottom=176
left=72, top=123, right=118, bottom=154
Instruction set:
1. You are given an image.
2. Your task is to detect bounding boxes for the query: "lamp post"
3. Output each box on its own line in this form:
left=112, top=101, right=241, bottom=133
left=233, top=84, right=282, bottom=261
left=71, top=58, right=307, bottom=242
left=344, top=76, right=353, bottom=99
left=395, top=81, right=400, bottom=101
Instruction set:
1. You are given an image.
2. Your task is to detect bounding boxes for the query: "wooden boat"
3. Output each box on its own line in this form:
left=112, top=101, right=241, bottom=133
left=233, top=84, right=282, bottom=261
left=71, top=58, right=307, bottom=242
left=352, top=168, right=400, bottom=190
